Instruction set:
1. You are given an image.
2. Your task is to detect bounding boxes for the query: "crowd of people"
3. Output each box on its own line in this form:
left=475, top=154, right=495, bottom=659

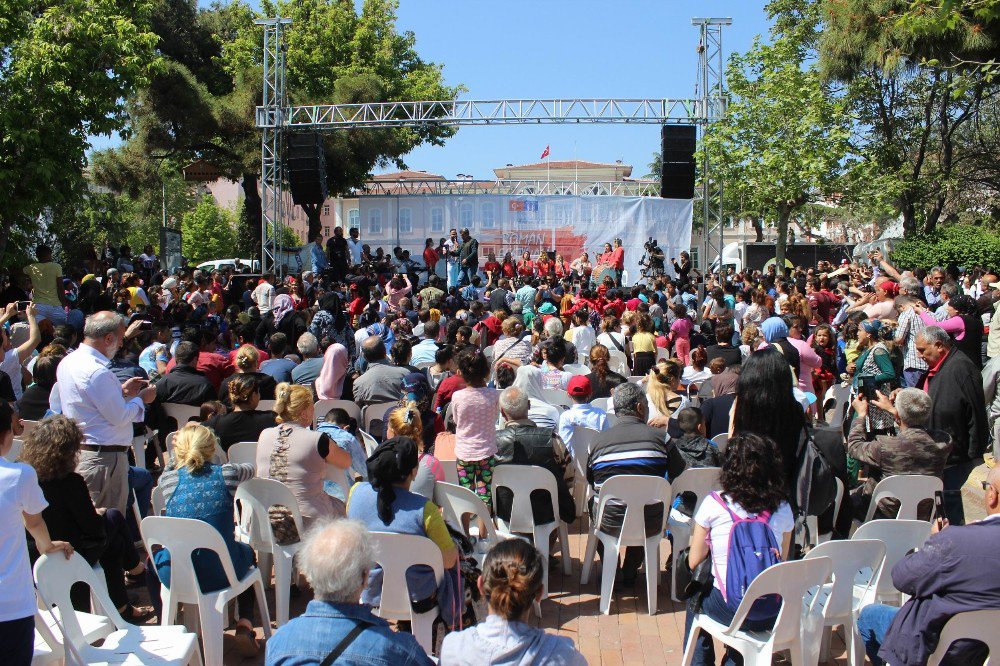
left=1, top=230, right=999, bottom=665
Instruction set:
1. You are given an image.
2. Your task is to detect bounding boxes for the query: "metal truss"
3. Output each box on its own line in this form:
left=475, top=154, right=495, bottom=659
left=694, top=17, right=731, bottom=273
left=260, top=99, right=701, bottom=130
left=360, top=179, right=661, bottom=197
left=256, top=17, right=290, bottom=275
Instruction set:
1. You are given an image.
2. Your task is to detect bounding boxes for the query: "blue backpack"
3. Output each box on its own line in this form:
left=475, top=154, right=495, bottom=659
left=709, top=492, right=782, bottom=621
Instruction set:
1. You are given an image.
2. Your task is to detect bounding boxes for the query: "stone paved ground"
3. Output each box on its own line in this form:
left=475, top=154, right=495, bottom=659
left=122, top=464, right=991, bottom=665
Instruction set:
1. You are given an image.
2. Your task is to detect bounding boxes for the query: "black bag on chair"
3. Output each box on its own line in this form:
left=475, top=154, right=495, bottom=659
left=676, top=547, right=715, bottom=615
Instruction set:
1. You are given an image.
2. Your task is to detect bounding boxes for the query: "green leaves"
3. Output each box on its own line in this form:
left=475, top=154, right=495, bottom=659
left=891, top=224, right=1000, bottom=268
left=182, top=195, right=238, bottom=263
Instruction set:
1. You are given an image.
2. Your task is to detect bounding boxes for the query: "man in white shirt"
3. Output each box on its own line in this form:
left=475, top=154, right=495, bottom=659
left=347, top=227, right=363, bottom=266
left=558, top=376, right=608, bottom=459
left=57, top=312, right=156, bottom=513
left=444, top=228, right=461, bottom=289
left=0, top=302, right=40, bottom=401
left=251, top=273, right=275, bottom=315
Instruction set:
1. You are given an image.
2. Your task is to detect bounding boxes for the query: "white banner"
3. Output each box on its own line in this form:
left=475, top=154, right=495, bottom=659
left=358, top=193, right=693, bottom=282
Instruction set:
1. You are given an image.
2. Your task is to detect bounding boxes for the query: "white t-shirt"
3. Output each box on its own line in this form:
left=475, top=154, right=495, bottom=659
left=0, top=348, right=23, bottom=400
left=0, top=459, right=48, bottom=622
left=570, top=325, right=596, bottom=359
left=694, top=492, right=794, bottom=594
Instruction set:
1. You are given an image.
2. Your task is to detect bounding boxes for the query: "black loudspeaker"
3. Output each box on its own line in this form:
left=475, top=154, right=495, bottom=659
left=660, top=125, right=696, bottom=199
left=287, top=132, right=328, bottom=206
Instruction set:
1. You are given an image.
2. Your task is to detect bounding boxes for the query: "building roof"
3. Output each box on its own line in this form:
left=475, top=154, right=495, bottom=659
left=502, top=159, right=632, bottom=171
left=370, top=170, right=445, bottom=181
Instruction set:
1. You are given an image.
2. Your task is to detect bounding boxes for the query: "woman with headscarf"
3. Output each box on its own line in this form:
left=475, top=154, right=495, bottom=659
left=315, top=343, right=349, bottom=400
left=916, top=294, right=983, bottom=370
left=347, top=436, right=462, bottom=628
left=270, top=293, right=306, bottom=345
left=758, top=315, right=802, bottom=382
left=851, top=319, right=899, bottom=438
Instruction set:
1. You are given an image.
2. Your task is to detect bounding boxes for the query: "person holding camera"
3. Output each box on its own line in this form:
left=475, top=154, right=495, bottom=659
left=850, top=319, right=900, bottom=439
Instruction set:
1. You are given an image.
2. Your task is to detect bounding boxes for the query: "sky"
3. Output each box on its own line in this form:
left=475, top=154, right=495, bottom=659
left=91, top=1, right=774, bottom=180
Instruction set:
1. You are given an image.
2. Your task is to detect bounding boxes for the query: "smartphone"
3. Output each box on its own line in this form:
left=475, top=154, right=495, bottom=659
left=139, top=321, right=153, bottom=331
left=934, top=490, right=947, bottom=523
left=860, top=378, right=877, bottom=401
left=15, top=301, right=29, bottom=312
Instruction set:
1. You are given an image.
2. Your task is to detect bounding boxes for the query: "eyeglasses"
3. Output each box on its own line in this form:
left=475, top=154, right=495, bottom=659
left=983, top=480, right=997, bottom=492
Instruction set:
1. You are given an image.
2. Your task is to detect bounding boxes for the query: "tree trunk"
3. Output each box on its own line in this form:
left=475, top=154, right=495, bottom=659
left=900, top=199, right=918, bottom=238
left=241, top=173, right=263, bottom=252
left=752, top=217, right=764, bottom=243
left=775, top=206, right=791, bottom=277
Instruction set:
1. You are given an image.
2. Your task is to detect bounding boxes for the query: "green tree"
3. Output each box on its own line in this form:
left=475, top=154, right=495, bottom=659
left=891, top=223, right=1000, bottom=268
left=181, top=196, right=237, bottom=263
left=0, top=0, right=159, bottom=266
left=705, top=3, right=849, bottom=270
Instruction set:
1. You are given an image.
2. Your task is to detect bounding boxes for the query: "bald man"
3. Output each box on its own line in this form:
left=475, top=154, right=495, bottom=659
left=57, top=311, right=156, bottom=512
left=856, top=465, right=1000, bottom=666
left=351, top=335, right=407, bottom=408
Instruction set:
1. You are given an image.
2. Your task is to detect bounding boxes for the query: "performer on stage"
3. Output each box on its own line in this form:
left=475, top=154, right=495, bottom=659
left=501, top=252, right=517, bottom=278
left=536, top=250, right=552, bottom=278
left=609, top=238, right=625, bottom=287
left=444, top=228, right=461, bottom=289
left=517, top=251, right=534, bottom=277
left=553, top=253, right=570, bottom=281
left=570, top=252, right=593, bottom=285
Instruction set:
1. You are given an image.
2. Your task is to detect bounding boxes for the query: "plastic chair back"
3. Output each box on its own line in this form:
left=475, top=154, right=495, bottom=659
left=358, top=429, right=379, bottom=456
left=804, top=539, right=885, bottom=620
left=711, top=433, right=729, bottom=454
left=33, top=553, right=128, bottom=647
left=256, top=399, right=276, bottom=412
left=564, top=363, right=589, bottom=376
left=927, top=609, right=1000, bottom=666
left=362, top=401, right=397, bottom=436
left=607, top=350, right=629, bottom=376
left=227, top=441, right=258, bottom=468
left=590, top=397, right=610, bottom=411
left=483, top=345, right=495, bottom=364
left=541, top=388, right=573, bottom=408
left=161, top=403, right=201, bottom=428
left=150, top=485, right=167, bottom=515
left=864, top=474, right=943, bottom=521
left=731, top=557, right=833, bottom=646
left=671, top=467, right=722, bottom=515
left=140, top=516, right=243, bottom=602
left=313, top=399, right=361, bottom=425
left=368, top=531, right=444, bottom=619
left=823, top=383, right=851, bottom=427
left=414, top=360, right=434, bottom=370
left=593, top=475, right=672, bottom=547
left=234, top=478, right=306, bottom=550
left=571, top=426, right=601, bottom=479
left=852, top=519, right=931, bottom=599
left=491, top=465, right=561, bottom=533
left=434, top=481, right=500, bottom=543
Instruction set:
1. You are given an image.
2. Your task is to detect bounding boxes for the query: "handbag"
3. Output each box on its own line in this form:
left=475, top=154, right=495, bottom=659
left=676, top=547, right=715, bottom=615
left=267, top=425, right=301, bottom=546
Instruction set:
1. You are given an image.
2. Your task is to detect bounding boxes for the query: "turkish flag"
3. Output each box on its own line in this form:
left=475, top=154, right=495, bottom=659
left=540, top=145, right=550, bottom=160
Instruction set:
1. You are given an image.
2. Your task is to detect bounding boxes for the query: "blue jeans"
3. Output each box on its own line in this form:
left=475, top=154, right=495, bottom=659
left=127, top=466, right=153, bottom=542
left=447, top=262, right=461, bottom=289
left=684, top=588, right=777, bottom=666
left=857, top=603, right=899, bottom=666
left=943, top=458, right=981, bottom=525
left=462, top=265, right=478, bottom=287
left=902, top=368, right=926, bottom=388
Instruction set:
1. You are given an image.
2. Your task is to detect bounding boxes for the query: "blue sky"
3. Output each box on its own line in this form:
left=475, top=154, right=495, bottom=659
left=92, top=1, right=773, bottom=180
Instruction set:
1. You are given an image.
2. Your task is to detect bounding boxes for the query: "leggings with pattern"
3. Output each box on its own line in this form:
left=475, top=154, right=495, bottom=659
left=456, top=456, right=497, bottom=509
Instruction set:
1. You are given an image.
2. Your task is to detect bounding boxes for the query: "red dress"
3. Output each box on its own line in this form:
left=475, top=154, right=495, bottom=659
left=483, top=260, right=500, bottom=275
left=501, top=261, right=517, bottom=278
left=537, top=259, right=552, bottom=276
left=517, top=260, right=534, bottom=276
left=423, top=247, right=440, bottom=273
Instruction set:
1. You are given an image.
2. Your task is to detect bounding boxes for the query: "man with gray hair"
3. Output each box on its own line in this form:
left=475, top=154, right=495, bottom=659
left=291, top=332, right=324, bottom=391
left=57, top=311, right=156, bottom=513
left=848, top=388, right=951, bottom=519
left=916, top=326, right=988, bottom=524
left=586, top=381, right=675, bottom=585
left=494, top=386, right=575, bottom=527
left=264, top=519, right=431, bottom=665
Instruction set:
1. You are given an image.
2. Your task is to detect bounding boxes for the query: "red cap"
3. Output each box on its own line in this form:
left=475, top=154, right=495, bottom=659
left=879, top=280, right=899, bottom=296
left=567, top=375, right=593, bottom=397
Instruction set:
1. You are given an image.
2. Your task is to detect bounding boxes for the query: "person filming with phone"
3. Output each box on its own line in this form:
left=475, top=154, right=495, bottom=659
left=856, top=464, right=1000, bottom=666
left=847, top=388, right=951, bottom=521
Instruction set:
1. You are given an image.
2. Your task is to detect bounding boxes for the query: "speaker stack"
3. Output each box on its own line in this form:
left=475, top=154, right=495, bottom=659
left=659, top=125, right=696, bottom=199
left=286, top=132, right=328, bottom=206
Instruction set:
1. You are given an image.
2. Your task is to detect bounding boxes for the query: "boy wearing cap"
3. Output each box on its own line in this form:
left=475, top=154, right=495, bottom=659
left=557, top=376, right=609, bottom=460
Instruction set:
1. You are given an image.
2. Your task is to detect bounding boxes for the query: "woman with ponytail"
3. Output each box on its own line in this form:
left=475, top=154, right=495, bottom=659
left=346, top=436, right=460, bottom=625
left=440, top=539, right=586, bottom=665
left=256, top=383, right=350, bottom=526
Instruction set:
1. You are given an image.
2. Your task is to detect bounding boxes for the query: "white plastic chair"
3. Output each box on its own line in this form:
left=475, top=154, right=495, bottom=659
left=36, top=598, right=115, bottom=654
left=358, top=429, right=379, bottom=457
left=581, top=475, right=672, bottom=615
left=607, top=349, right=629, bottom=376
left=590, top=397, right=610, bottom=411
left=34, top=552, right=202, bottom=665
left=491, top=465, right=572, bottom=601
left=823, top=383, right=851, bottom=427
left=6, top=419, right=38, bottom=460
left=438, top=458, right=459, bottom=485
left=852, top=519, right=931, bottom=606
left=711, top=432, right=729, bottom=453
left=33, top=608, right=64, bottom=665
left=483, top=345, right=495, bottom=364
left=434, top=481, right=502, bottom=565
left=256, top=399, right=276, bottom=412
left=570, top=425, right=601, bottom=516
left=165, top=430, right=226, bottom=465
left=234, top=478, right=304, bottom=627
left=313, top=399, right=361, bottom=425
left=161, top=403, right=201, bottom=429
left=369, top=531, right=444, bottom=655
left=681, top=557, right=834, bottom=666
left=628, top=375, right=646, bottom=384
left=362, top=401, right=397, bottom=436
left=226, top=441, right=258, bottom=468
left=541, top=388, right=573, bottom=408
left=150, top=485, right=167, bottom=516
left=657, top=347, right=670, bottom=362
left=667, top=467, right=722, bottom=602
left=141, top=516, right=272, bottom=665
left=564, top=363, right=589, bottom=376
left=926, top=609, right=1000, bottom=666
left=804, top=539, right=886, bottom=666
left=862, top=474, right=943, bottom=522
